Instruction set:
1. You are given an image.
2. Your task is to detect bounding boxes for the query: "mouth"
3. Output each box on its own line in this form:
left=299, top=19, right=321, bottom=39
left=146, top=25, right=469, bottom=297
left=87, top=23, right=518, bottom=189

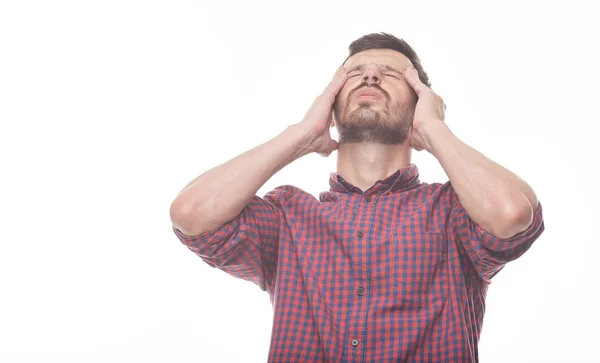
left=354, top=89, right=384, bottom=102
left=356, top=94, right=381, bottom=102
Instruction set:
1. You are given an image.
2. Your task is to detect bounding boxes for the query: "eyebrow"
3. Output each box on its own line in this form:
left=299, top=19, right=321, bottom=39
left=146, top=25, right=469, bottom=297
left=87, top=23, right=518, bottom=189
left=346, top=64, right=404, bottom=75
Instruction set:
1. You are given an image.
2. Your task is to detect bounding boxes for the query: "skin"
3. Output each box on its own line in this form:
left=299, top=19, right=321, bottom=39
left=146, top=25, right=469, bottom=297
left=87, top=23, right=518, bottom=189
left=316, top=48, right=537, bottom=238
left=171, top=48, right=538, bottom=239
left=332, top=49, right=418, bottom=192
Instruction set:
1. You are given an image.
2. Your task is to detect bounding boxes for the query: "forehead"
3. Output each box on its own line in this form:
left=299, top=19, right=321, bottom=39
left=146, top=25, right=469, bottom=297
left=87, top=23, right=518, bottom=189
left=344, top=48, right=412, bottom=70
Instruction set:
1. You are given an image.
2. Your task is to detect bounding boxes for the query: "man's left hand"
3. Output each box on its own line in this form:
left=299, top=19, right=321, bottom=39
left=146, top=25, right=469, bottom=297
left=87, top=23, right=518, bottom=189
left=404, top=65, right=447, bottom=153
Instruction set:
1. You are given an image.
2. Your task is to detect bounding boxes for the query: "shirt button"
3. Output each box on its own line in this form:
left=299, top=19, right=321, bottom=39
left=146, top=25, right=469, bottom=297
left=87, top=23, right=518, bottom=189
left=351, top=339, right=359, bottom=347
left=357, top=287, right=365, bottom=296
left=365, top=195, right=372, bottom=202
left=356, top=230, right=364, bottom=238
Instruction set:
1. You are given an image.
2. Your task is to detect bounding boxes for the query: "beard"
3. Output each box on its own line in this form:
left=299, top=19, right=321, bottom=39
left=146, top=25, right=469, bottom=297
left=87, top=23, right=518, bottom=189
left=333, top=85, right=414, bottom=145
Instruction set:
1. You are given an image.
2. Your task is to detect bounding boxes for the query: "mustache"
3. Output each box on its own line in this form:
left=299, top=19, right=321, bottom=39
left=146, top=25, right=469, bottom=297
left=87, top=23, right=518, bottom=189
left=347, top=82, right=390, bottom=102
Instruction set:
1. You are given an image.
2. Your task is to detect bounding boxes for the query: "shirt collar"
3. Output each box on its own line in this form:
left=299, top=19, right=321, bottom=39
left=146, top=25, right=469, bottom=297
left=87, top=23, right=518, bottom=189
left=328, top=164, right=421, bottom=195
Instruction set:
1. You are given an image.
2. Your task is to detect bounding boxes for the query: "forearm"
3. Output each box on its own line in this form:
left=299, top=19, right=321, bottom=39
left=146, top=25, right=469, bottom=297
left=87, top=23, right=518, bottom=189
left=170, top=123, right=314, bottom=235
left=425, top=122, right=537, bottom=238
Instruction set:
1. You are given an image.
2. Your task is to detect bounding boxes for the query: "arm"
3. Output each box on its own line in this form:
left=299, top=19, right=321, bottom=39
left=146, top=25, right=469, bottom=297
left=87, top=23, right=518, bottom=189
left=170, top=66, right=347, bottom=236
left=425, top=122, right=536, bottom=238
left=170, top=124, right=312, bottom=236
left=404, top=66, right=537, bottom=239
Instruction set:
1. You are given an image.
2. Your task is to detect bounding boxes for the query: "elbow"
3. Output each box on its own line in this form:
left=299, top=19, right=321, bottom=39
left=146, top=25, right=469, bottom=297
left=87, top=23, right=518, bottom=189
left=492, top=200, right=534, bottom=239
left=170, top=197, right=220, bottom=236
left=170, top=198, right=203, bottom=236
left=170, top=196, right=193, bottom=224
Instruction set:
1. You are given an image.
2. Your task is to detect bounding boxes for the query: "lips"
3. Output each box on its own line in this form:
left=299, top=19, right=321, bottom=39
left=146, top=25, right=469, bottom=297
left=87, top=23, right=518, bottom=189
left=355, top=89, right=383, bottom=100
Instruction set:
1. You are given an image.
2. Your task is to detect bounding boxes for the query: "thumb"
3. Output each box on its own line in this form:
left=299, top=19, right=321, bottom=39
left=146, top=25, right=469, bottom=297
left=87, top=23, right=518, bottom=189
left=404, top=66, right=428, bottom=96
left=329, top=138, right=339, bottom=151
left=319, top=138, right=338, bottom=157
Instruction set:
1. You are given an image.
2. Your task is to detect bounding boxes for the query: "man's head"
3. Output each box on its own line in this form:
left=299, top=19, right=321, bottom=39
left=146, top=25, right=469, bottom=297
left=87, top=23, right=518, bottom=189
left=333, top=33, right=430, bottom=145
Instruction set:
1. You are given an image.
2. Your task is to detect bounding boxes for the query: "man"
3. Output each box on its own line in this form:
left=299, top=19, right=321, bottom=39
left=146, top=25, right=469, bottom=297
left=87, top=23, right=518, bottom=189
left=170, top=33, right=544, bottom=362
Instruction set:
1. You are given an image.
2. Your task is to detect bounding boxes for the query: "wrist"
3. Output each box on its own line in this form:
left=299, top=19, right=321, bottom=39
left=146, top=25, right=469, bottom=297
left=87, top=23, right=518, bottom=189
left=284, top=123, right=319, bottom=159
left=421, top=121, right=452, bottom=155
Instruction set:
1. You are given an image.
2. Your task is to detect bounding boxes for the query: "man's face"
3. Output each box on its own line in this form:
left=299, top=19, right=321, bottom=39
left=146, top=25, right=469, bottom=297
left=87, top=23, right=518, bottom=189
left=333, top=49, right=418, bottom=145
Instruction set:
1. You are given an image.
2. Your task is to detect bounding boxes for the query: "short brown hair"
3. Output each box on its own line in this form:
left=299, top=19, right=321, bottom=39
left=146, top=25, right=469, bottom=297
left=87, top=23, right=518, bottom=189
left=344, top=32, right=431, bottom=88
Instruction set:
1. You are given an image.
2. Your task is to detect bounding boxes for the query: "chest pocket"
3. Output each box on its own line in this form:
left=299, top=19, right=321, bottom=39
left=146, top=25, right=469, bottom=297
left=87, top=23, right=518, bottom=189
left=384, top=230, right=448, bottom=309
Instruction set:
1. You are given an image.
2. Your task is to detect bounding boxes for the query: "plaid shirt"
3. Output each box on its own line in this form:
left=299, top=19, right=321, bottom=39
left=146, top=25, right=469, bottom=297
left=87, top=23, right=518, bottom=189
left=173, top=164, right=544, bottom=362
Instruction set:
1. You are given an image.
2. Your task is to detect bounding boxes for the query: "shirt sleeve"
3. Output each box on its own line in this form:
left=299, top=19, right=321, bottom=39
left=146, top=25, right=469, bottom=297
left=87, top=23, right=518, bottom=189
left=172, top=187, right=288, bottom=293
left=448, top=187, right=545, bottom=282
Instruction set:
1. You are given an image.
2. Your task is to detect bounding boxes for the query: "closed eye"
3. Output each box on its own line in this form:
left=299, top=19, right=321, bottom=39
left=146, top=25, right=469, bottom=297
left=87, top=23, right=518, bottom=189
left=347, top=71, right=403, bottom=79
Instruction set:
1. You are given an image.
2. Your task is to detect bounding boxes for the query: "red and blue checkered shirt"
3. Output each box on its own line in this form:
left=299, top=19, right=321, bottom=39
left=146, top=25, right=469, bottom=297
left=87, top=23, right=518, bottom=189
left=173, top=164, right=544, bottom=362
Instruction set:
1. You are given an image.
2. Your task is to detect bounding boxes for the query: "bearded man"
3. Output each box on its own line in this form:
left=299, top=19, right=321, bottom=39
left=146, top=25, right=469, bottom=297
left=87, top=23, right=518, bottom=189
left=170, top=33, right=545, bottom=363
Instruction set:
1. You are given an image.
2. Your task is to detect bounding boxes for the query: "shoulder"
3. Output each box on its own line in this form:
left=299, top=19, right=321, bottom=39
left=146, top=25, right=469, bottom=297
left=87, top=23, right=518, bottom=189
left=420, top=180, right=458, bottom=202
left=407, top=180, right=458, bottom=215
left=263, top=184, right=315, bottom=207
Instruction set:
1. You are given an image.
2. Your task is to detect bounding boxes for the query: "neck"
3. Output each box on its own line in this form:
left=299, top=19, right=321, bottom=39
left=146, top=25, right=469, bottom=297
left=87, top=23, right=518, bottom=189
left=336, top=141, right=412, bottom=192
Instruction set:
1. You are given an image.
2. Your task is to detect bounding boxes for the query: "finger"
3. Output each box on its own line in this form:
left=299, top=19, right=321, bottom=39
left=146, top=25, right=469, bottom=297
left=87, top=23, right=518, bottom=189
left=324, top=66, right=348, bottom=98
left=404, top=66, right=428, bottom=96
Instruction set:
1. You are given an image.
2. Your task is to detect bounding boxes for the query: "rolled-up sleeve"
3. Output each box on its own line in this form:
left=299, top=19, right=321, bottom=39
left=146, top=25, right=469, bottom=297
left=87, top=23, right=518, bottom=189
left=172, top=187, right=288, bottom=293
left=448, top=188, right=545, bottom=282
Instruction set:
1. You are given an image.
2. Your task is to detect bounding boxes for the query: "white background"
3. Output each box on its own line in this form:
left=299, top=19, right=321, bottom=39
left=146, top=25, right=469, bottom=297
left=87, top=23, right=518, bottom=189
left=1, top=0, right=599, bottom=362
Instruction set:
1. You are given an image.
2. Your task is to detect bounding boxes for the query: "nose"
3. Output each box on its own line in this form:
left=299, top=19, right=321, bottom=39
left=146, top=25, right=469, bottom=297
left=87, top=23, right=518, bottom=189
left=362, top=64, right=382, bottom=85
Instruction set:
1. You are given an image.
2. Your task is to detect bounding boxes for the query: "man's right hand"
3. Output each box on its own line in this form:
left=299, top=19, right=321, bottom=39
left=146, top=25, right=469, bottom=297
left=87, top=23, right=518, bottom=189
left=298, top=66, right=347, bottom=157
left=171, top=66, right=347, bottom=236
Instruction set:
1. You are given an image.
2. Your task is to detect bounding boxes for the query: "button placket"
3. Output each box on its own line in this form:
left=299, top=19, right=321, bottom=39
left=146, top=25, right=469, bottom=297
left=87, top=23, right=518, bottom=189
left=351, top=192, right=370, bottom=356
